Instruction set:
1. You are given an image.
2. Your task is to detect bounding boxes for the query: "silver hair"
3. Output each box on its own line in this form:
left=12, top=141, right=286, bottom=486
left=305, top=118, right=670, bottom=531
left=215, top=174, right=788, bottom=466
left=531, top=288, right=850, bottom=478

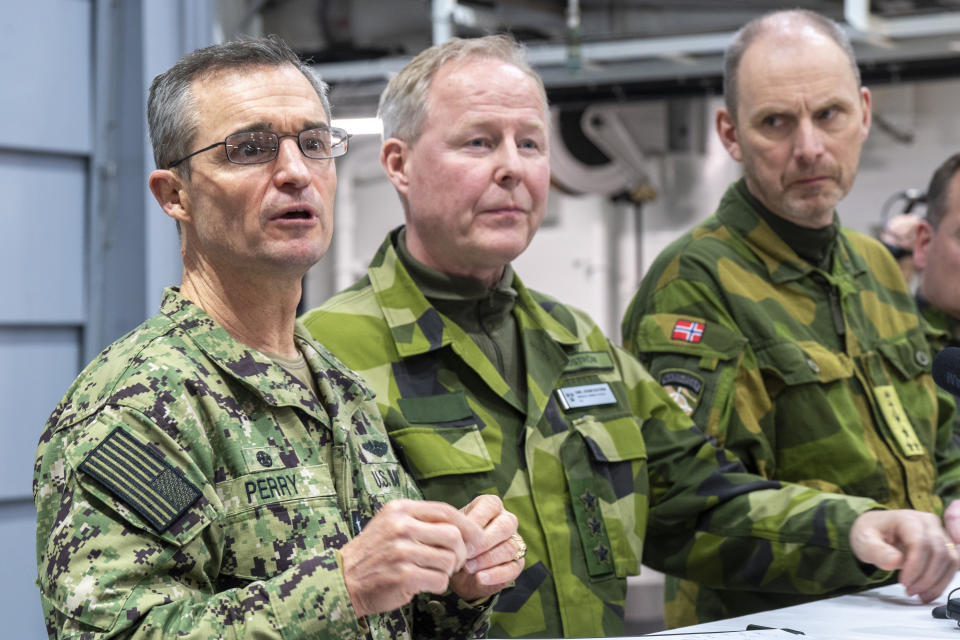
left=147, top=35, right=331, bottom=178
left=723, top=9, right=860, bottom=120
left=378, top=34, right=548, bottom=143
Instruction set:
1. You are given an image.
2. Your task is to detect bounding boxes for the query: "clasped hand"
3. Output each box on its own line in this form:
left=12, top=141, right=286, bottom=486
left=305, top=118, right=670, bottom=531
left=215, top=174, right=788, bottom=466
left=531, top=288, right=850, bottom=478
left=340, top=495, right=524, bottom=618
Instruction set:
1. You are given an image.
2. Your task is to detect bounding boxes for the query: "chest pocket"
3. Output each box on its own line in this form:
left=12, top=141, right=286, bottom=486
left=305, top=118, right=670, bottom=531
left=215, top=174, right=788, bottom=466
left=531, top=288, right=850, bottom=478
left=560, top=381, right=648, bottom=580
left=215, top=464, right=349, bottom=581
left=387, top=391, right=494, bottom=480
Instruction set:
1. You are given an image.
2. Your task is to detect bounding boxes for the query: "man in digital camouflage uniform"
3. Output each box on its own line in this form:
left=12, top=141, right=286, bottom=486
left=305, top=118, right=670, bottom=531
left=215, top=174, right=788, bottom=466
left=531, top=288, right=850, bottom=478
left=33, top=37, right=526, bottom=640
left=622, top=10, right=960, bottom=627
left=913, top=153, right=960, bottom=354
left=302, top=34, right=960, bottom=638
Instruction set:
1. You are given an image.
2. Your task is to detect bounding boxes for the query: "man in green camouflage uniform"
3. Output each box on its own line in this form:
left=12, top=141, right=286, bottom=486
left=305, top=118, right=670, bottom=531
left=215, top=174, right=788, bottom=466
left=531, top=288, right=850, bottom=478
left=33, top=37, right=525, bottom=640
left=622, top=10, right=960, bottom=627
left=914, top=153, right=960, bottom=354
left=302, top=35, right=960, bottom=638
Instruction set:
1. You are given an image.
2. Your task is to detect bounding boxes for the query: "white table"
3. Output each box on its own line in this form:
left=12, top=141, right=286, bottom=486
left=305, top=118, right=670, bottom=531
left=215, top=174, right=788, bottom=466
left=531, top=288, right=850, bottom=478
left=652, top=573, right=960, bottom=639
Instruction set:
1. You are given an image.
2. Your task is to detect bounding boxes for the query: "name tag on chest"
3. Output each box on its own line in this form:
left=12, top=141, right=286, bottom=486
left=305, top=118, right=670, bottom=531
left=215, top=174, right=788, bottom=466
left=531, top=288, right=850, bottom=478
left=556, top=383, right=617, bottom=410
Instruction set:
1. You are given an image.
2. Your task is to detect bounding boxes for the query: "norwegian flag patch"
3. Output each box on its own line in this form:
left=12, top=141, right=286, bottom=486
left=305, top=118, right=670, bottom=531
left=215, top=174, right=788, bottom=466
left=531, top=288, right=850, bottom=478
left=671, top=319, right=705, bottom=343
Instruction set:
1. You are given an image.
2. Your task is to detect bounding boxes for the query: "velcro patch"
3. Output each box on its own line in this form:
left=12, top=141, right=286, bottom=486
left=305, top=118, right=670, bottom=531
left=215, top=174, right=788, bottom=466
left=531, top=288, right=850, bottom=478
left=659, top=370, right=704, bottom=417
left=563, top=351, right=614, bottom=374
left=79, top=428, right=201, bottom=532
left=671, top=319, right=705, bottom=343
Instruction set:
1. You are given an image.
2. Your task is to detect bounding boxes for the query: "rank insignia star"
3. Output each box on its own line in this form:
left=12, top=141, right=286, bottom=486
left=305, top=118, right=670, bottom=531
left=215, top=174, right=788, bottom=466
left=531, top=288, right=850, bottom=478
left=593, top=543, right=610, bottom=564
left=579, top=489, right=597, bottom=511
left=587, top=516, right=603, bottom=537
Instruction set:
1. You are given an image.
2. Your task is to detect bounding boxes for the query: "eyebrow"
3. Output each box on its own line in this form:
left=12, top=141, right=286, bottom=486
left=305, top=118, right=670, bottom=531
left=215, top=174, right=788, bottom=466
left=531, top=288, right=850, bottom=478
left=225, top=120, right=331, bottom=137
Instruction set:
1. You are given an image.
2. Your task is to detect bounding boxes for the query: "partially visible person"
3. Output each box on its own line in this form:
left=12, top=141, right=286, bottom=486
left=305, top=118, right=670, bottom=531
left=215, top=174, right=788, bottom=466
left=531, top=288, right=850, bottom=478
left=303, top=34, right=960, bottom=638
left=622, top=9, right=960, bottom=627
left=914, top=153, right=960, bottom=353
left=33, top=36, right=523, bottom=640
left=879, top=211, right=922, bottom=285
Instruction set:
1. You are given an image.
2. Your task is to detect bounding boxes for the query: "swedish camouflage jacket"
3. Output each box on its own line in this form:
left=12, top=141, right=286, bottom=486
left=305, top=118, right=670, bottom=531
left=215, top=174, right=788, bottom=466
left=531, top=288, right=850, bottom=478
left=34, top=287, right=491, bottom=640
left=303, top=228, right=890, bottom=638
left=622, top=180, right=960, bottom=626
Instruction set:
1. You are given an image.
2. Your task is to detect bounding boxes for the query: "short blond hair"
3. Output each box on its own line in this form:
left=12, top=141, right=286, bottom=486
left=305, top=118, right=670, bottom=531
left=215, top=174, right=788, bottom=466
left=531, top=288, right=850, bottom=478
left=378, top=34, right=547, bottom=143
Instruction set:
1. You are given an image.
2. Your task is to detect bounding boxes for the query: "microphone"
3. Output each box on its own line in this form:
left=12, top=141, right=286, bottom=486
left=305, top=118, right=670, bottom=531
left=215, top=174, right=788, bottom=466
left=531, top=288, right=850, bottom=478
left=932, top=347, right=960, bottom=396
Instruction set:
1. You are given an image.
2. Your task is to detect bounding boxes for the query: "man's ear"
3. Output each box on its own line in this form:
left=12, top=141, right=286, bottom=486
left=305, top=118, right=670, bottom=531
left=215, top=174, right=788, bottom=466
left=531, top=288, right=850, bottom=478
left=859, top=86, right=873, bottom=142
left=149, top=169, right=191, bottom=224
left=716, top=108, right=742, bottom=162
left=913, top=219, right=934, bottom=271
left=380, top=138, right=411, bottom=197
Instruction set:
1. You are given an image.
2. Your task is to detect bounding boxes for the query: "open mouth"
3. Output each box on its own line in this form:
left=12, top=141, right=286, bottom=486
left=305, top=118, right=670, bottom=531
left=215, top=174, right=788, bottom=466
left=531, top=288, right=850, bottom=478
left=279, top=209, right=311, bottom=220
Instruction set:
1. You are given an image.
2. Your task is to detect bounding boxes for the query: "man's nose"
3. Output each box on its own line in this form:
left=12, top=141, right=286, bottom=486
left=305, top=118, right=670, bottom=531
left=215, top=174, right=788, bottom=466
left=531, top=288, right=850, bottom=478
left=493, top=142, right=524, bottom=187
left=273, top=136, right=312, bottom=187
left=793, top=118, right=825, bottom=162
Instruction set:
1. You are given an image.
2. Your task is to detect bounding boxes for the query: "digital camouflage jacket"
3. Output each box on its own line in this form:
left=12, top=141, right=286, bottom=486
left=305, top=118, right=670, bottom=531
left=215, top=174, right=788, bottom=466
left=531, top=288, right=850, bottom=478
left=34, top=287, right=491, bottom=640
left=302, top=228, right=890, bottom=638
left=622, top=181, right=960, bottom=627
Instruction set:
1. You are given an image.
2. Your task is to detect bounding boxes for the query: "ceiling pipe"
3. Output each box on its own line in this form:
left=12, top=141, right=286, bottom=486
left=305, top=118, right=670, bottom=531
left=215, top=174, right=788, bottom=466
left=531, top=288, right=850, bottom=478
left=845, top=0, right=960, bottom=39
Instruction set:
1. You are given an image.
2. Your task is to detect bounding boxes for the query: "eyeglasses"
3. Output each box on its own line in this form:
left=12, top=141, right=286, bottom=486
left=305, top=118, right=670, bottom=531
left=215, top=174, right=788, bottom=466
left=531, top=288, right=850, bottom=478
left=167, top=126, right=350, bottom=169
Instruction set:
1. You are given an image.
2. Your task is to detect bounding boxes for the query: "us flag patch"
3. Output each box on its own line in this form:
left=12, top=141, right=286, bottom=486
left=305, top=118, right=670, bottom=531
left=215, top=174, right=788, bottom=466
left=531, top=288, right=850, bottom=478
left=79, top=428, right=201, bottom=533
left=671, top=320, right=705, bottom=343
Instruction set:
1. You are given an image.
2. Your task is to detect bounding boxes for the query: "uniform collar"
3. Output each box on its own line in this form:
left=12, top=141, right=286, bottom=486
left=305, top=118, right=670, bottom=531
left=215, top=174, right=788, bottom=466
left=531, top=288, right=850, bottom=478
left=717, top=179, right=867, bottom=284
left=160, top=287, right=372, bottom=424
left=366, top=227, right=580, bottom=359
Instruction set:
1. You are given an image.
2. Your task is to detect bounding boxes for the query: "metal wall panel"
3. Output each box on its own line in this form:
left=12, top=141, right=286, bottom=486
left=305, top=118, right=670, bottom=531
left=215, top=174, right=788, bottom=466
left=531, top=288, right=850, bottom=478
left=0, top=151, right=86, bottom=324
left=0, top=328, right=81, bottom=500
left=0, top=0, right=91, bottom=154
left=0, top=502, right=47, bottom=637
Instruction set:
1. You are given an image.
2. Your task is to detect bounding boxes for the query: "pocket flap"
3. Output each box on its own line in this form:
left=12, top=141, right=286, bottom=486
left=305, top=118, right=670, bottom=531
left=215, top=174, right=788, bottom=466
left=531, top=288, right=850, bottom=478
left=390, top=424, right=494, bottom=479
left=756, top=340, right=853, bottom=385
left=398, top=392, right=472, bottom=423
left=876, top=327, right=932, bottom=380
left=571, top=414, right=647, bottom=462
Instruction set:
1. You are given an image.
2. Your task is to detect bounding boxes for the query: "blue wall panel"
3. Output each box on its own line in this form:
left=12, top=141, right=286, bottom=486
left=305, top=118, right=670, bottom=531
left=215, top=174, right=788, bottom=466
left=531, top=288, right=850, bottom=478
left=0, top=328, right=81, bottom=500
left=0, top=0, right=91, bottom=153
left=0, top=151, right=86, bottom=324
left=1, top=502, right=50, bottom=637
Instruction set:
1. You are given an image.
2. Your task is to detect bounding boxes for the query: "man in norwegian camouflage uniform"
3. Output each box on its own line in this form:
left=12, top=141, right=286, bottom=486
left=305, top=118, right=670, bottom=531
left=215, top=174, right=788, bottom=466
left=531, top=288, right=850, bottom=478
left=33, top=37, right=526, bottom=640
left=622, top=9, right=960, bottom=627
left=302, top=34, right=960, bottom=638
left=913, top=153, right=960, bottom=353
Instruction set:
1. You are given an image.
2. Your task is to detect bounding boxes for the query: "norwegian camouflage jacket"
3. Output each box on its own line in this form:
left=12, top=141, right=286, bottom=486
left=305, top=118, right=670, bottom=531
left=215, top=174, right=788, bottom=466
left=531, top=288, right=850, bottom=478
left=34, top=287, right=491, bottom=640
left=918, top=296, right=960, bottom=356
left=622, top=180, right=960, bottom=627
left=303, top=228, right=889, bottom=638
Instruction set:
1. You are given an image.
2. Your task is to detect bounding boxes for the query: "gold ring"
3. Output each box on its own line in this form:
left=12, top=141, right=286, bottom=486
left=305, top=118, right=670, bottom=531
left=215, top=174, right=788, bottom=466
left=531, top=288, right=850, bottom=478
left=510, top=533, right=526, bottom=562
left=947, top=542, right=957, bottom=551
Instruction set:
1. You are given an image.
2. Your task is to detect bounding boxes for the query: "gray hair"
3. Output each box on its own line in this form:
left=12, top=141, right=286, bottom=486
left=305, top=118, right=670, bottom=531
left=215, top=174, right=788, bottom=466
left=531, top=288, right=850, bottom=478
left=925, top=153, right=960, bottom=230
left=723, top=9, right=860, bottom=120
left=378, top=34, right=547, bottom=143
left=147, top=35, right=331, bottom=178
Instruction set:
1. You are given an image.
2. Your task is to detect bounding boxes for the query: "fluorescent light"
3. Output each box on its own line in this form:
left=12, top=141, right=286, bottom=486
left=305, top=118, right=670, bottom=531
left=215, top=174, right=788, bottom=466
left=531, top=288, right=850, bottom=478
left=332, top=117, right=383, bottom=136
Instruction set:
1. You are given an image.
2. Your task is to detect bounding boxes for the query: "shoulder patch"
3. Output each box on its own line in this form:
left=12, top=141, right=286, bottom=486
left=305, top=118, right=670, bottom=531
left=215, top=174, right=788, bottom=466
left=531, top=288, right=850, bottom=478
left=79, top=427, right=201, bottom=533
left=671, top=319, right=705, bottom=343
left=658, top=370, right=704, bottom=416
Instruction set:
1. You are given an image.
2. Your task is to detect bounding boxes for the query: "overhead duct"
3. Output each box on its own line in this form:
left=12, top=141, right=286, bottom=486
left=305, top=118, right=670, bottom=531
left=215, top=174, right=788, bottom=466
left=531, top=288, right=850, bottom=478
left=549, top=100, right=706, bottom=202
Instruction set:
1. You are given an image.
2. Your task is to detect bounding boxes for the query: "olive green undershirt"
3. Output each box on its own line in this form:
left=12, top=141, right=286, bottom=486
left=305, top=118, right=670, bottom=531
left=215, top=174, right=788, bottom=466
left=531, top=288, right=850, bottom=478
left=396, top=228, right=527, bottom=403
left=736, top=178, right=838, bottom=270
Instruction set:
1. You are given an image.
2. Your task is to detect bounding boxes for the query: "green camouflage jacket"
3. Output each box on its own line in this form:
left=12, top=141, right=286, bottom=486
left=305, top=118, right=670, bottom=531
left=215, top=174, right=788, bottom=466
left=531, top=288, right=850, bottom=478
left=302, top=228, right=890, bottom=638
left=34, top=287, right=491, bottom=640
left=918, top=296, right=960, bottom=355
left=622, top=181, right=960, bottom=627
